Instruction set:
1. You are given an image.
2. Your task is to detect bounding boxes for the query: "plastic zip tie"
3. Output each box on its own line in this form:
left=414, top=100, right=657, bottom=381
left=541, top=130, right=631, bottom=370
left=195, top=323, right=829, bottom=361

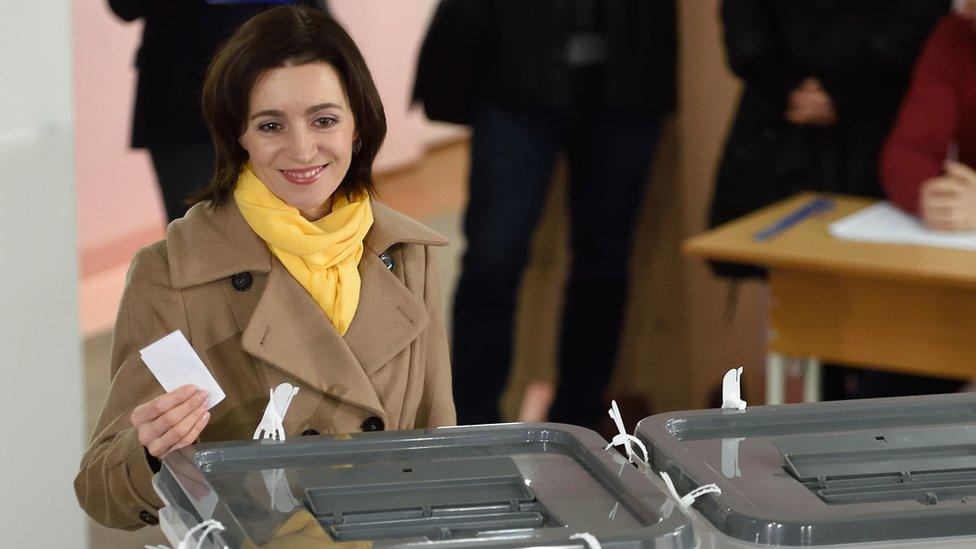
left=570, top=532, right=602, bottom=549
left=660, top=471, right=722, bottom=509
left=603, top=400, right=649, bottom=464
left=721, top=367, right=747, bottom=411
left=144, top=519, right=225, bottom=549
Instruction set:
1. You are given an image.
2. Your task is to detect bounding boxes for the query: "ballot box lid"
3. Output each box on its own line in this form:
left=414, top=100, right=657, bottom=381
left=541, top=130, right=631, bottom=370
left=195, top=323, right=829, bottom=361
left=154, top=423, right=695, bottom=548
left=636, top=393, right=976, bottom=546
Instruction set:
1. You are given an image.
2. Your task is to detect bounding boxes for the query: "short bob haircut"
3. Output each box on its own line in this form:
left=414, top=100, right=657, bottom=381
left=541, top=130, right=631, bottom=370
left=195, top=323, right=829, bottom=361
left=196, top=6, right=386, bottom=207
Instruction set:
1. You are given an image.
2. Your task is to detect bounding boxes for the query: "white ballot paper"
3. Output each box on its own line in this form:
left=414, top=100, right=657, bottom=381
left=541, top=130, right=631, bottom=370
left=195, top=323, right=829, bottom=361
left=140, top=330, right=225, bottom=409
left=829, top=202, right=976, bottom=252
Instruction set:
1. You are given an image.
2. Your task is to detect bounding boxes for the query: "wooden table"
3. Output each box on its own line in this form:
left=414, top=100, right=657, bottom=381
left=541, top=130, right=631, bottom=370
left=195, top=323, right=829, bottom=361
left=684, top=192, right=976, bottom=404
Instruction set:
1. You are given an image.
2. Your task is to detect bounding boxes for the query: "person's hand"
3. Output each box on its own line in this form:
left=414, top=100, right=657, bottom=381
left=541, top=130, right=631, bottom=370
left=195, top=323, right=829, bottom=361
left=920, top=160, right=976, bottom=231
left=785, top=77, right=838, bottom=126
left=131, top=384, right=211, bottom=458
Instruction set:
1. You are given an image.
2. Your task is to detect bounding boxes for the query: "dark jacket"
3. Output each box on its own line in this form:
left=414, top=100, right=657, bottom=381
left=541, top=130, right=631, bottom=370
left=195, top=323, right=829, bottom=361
left=413, top=0, right=676, bottom=124
left=709, top=0, right=949, bottom=278
left=108, top=0, right=327, bottom=148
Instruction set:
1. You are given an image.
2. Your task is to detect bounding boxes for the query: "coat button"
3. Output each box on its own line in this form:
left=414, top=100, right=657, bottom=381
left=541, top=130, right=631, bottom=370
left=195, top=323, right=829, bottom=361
left=231, top=272, right=253, bottom=292
left=139, top=510, right=159, bottom=525
left=361, top=416, right=385, bottom=432
left=301, top=428, right=320, bottom=437
left=379, top=253, right=395, bottom=272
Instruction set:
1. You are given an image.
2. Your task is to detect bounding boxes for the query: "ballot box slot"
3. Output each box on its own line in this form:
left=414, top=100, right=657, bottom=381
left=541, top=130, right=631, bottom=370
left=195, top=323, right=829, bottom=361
left=303, top=456, right=556, bottom=541
left=775, top=426, right=976, bottom=505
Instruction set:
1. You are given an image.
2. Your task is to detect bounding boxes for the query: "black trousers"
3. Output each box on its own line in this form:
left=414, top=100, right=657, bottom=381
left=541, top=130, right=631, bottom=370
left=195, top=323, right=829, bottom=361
left=148, top=141, right=215, bottom=222
left=451, top=103, right=661, bottom=430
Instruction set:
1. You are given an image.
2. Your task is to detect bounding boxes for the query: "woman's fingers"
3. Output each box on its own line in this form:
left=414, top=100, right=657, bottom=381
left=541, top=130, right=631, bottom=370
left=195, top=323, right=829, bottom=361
left=136, top=389, right=208, bottom=452
left=166, top=408, right=211, bottom=456
left=146, top=400, right=209, bottom=457
left=130, top=384, right=198, bottom=427
left=944, top=160, right=976, bottom=186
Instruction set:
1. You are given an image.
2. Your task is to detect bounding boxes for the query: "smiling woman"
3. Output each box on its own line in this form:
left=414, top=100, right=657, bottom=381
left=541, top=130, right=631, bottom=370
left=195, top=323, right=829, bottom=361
left=74, top=5, right=455, bottom=531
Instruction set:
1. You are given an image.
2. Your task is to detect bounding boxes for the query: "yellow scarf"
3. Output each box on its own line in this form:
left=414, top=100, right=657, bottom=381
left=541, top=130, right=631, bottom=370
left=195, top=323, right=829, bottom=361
left=233, top=165, right=373, bottom=335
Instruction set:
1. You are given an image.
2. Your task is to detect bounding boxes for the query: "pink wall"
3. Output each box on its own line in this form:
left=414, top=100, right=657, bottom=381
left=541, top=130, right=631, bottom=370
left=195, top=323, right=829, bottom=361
left=74, top=0, right=459, bottom=334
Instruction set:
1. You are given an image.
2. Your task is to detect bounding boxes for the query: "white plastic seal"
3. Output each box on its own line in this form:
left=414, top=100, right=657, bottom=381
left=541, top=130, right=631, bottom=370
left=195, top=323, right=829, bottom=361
left=146, top=519, right=225, bottom=549
left=721, top=367, right=747, bottom=411
left=253, top=383, right=299, bottom=441
left=660, top=471, right=722, bottom=509
left=570, top=531, right=603, bottom=549
left=603, top=400, right=649, bottom=465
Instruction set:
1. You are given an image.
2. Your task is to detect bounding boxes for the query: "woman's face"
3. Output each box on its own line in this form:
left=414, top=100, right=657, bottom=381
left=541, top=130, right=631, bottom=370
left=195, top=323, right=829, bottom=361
left=239, top=62, right=356, bottom=220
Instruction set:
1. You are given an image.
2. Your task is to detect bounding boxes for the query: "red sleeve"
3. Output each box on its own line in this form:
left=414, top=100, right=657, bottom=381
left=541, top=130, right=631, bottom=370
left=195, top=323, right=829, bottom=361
left=881, top=16, right=965, bottom=214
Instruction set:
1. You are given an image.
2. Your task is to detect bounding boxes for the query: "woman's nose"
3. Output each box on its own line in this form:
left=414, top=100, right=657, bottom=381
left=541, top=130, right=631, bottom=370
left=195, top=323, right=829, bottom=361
left=287, top=128, right=317, bottom=163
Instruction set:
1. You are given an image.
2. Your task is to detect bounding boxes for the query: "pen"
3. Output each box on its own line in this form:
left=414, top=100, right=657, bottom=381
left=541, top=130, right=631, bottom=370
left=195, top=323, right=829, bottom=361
left=753, top=197, right=835, bottom=241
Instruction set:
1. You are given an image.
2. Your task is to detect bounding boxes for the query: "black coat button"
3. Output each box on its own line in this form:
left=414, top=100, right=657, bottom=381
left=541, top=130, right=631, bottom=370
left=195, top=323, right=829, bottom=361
left=301, top=428, right=320, bottom=437
left=361, top=416, right=385, bottom=432
left=379, top=253, right=395, bottom=272
left=231, top=272, right=253, bottom=292
left=139, top=510, right=159, bottom=525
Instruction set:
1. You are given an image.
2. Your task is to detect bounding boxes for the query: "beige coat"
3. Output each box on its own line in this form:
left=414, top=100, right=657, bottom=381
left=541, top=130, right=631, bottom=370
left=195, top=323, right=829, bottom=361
left=75, top=200, right=455, bottom=530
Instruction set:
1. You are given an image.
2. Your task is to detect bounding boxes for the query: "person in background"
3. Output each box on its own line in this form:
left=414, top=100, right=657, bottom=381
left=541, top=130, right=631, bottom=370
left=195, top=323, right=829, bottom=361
left=107, top=0, right=327, bottom=222
left=415, top=0, right=676, bottom=430
left=77, top=6, right=454, bottom=529
left=709, top=0, right=954, bottom=400
left=882, top=0, right=976, bottom=232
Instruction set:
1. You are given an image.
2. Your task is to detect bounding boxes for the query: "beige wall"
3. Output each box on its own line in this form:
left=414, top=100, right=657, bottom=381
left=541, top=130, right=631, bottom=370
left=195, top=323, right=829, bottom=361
left=505, top=0, right=768, bottom=416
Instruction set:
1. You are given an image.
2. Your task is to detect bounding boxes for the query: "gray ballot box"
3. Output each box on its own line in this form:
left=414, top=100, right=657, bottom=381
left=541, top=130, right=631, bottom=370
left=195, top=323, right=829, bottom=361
left=153, top=423, right=695, bottom=548
left=636, top=393, right=976, bottom=548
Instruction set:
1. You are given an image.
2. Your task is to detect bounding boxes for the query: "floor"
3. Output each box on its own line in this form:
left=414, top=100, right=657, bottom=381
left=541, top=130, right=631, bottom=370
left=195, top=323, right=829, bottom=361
left=84, top=142, right=472, bottom=548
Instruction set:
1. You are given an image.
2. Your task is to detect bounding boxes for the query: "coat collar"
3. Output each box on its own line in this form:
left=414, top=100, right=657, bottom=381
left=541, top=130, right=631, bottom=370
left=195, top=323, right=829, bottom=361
left=166, top=198, right=447, bottom=416
left=167, top=198, right=447, bottom=290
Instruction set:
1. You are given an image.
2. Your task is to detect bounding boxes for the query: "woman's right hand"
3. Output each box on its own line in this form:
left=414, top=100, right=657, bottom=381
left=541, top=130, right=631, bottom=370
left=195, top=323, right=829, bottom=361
left=920, top=161, right=976, bottom=231
left=131, top=384, right=211, bottom=458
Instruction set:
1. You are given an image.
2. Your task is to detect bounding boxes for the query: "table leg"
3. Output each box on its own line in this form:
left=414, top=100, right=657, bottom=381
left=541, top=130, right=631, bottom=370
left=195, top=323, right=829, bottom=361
left=802, top=357, right=822, bottom=403
left=765, top=352, right=786, bottom=405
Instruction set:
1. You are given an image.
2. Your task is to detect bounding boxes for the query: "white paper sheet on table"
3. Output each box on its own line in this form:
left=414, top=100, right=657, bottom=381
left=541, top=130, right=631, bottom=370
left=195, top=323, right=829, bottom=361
left=828, top=202, right=976, bottom=252
left=140, top=330, right=225, bottom=409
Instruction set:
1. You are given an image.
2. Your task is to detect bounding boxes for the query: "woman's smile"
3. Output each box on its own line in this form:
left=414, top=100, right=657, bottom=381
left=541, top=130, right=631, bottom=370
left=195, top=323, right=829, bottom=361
left=279, top=163, right=328, bottom=185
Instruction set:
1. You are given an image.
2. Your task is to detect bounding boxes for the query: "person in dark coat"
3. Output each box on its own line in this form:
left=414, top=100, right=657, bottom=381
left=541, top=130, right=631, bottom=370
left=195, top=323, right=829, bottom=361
left=709, top=0, right=959, bottom=400
left=107, top=0, right=327, bottom=222
left=414, top=0, right=676, bottom=429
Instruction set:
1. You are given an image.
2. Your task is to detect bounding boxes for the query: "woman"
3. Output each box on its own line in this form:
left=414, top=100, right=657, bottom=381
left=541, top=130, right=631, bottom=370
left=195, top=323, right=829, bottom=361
left=882, top=1, right=976, bottom=231
left=75, top=6, right=455, bottom=530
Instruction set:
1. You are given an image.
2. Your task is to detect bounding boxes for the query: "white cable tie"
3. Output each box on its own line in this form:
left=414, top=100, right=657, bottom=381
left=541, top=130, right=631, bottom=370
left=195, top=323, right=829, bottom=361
left=144, top=519, right=226, bottom=549
left=190, top=520, right=225, bottom=549
left=660, top=471, right=722, bottom=509
left=569, top=532, right=603, bottom=549
left=721, top=367, right=747, bottom=411
left=602, top=400, right=649, bottom=464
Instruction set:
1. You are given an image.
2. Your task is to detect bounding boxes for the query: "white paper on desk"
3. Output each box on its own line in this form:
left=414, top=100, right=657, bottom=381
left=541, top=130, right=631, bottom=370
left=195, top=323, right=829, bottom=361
left=828, top=202, right=976, bottom=252
left=139, top=330, right=225, bottom=409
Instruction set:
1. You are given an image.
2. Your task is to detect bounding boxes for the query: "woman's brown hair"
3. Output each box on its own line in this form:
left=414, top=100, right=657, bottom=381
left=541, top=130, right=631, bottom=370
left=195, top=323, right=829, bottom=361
left=196, top=5, right=386, bottom=206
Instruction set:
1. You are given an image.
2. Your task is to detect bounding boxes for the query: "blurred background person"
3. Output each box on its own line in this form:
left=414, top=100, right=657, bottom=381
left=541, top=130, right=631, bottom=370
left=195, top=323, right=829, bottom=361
left=415, top=0, right=676, bottom=430
left=708, top=0, right=953, bottom=400
left=108, top=0, right=328, bottom=223
left=882, top=0, right=976, bottom=232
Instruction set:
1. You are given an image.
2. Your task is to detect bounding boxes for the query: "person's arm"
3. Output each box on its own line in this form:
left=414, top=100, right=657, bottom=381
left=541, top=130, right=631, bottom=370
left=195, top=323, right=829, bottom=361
left=107, top=0, right=149, bottom=22
left=721, top=0, right=805, bottom=109
left=414, top=246, right=456, bottom=428
left=74, top=245, right=200, bottom=529
left=881, top=16, right=963, bottom=214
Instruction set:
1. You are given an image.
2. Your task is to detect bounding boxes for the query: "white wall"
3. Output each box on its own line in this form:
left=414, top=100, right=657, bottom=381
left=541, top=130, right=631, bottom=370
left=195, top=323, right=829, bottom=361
left=0, top=3, right=86, bottom=547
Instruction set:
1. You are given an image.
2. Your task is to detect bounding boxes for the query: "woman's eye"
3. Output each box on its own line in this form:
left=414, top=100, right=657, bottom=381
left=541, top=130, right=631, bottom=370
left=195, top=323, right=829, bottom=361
left=314, top=117, right=338, bottom=129
left=257, top=122, right=283, bottom=132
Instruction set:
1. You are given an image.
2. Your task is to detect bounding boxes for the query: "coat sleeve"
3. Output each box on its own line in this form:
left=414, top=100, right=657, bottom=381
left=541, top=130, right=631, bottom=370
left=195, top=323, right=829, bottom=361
left=721, top=0, right=805, bottom=109
left=414, top=246, right=456, bottom=428
left=880, top=16, right=963, bottom=215
left=107, top=0, right=148, bottom=22
left=74, top=244, right=190, bottom=530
